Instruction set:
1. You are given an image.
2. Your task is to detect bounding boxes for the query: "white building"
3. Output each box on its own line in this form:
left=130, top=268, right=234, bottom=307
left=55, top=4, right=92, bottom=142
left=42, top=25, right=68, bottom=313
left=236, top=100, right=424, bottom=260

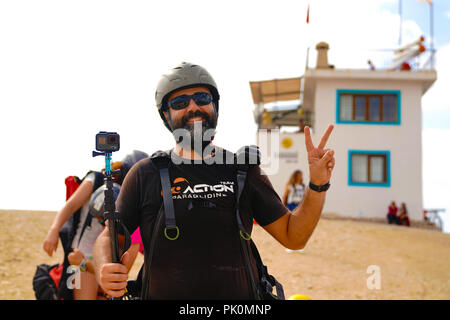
left=250, top=43, right=436, bottom=221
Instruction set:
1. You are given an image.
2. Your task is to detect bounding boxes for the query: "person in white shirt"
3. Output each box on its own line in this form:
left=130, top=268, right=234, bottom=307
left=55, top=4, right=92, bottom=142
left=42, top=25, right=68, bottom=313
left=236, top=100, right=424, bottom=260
left=283, top=170, right=306, bottom=211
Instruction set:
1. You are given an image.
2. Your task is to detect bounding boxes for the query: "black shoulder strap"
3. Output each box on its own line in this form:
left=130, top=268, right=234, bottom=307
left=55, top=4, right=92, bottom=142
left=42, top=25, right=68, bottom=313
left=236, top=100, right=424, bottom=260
left=249, top=240, right=285, bottom=300
left=234, top=145, right=260, bottom=299
left=150, top=149, right=179, bottom=240
left=235, top=145, right=261, bottom=237
left=235, top=145, right=285, bottom=300
left=140, top=150, right=177, bottom=299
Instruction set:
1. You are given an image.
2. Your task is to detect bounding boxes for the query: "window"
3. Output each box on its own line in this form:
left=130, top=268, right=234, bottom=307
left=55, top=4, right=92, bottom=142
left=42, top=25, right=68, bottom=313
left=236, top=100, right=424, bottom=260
left=369, top=96, right=380, bottom=121
left=336, top=90, right=401, bottom=125
left=383, top=95, right=397, bottom=122
left=340, top=95, right=352, bottom=121
left=348, top=150, right=391, bottom=187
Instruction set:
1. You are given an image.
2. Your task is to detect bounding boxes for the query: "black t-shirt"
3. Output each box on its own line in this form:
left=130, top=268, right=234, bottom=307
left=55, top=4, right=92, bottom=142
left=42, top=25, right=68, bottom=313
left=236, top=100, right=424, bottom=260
left=116, top=148, right=287, bottom=299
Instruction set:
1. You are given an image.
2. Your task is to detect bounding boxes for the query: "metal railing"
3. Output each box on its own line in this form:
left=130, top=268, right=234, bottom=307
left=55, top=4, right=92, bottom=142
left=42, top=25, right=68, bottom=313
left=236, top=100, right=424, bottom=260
left=305, top=47, right=436, bottom=71
left=423, top=208, right=446, bottom=232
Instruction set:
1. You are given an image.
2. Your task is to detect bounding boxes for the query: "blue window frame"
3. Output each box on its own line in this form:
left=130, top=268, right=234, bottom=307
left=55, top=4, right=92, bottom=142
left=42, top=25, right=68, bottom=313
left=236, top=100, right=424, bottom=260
left=348, top=150, right=391, bottom=187
left=336, top=89, right=401, bottom=125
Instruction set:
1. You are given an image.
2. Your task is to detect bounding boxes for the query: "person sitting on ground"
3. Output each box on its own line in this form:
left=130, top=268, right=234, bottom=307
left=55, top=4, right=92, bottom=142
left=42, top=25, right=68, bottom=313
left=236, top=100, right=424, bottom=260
left=398, top=202, right=410, bottom=227
left=387, top=201, right=398, bottom=225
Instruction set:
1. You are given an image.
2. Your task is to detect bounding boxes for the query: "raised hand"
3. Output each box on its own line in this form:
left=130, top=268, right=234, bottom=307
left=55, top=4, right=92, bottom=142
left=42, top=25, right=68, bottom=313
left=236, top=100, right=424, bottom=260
left=304, top=124, right=335, bottom=186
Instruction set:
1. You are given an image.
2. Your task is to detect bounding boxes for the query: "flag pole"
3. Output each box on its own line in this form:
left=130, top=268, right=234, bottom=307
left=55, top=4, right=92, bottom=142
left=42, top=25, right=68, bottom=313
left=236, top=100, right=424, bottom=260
left=398, top=0, right=402, bottom=46
left=430, top=1, right=434, bottom=68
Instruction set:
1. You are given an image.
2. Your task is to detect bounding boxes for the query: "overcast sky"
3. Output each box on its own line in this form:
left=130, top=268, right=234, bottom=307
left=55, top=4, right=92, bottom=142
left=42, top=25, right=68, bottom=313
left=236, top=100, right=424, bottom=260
left=1, top=0, right=449, bottom=232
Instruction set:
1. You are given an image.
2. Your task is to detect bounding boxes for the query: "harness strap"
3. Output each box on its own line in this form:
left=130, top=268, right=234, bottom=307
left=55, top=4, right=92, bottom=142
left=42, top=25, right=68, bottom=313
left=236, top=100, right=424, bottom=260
left=235, top=145, right=285, bottom=300
left=235, top=145, right=260, bottom=239
left=236, top=169, right=250, bottom=239
left=160, top=167, right=177, bottom=232
left=235, top=164, right=258, bottom=299
left=250, top=239, right=285, bottom=300
left=140, top=204, right=165, bottom=300
left=151, top=150, right=179, bottom=240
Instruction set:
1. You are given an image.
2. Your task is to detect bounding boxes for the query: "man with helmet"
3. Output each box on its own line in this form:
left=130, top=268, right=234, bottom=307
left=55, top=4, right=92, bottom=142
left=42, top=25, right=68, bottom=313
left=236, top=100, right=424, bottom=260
left=94, top=62, right=335, bottom=299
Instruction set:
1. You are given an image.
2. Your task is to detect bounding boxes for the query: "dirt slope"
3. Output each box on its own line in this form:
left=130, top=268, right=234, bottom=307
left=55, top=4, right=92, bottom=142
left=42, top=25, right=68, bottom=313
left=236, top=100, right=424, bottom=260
left=1, top=210, right=449, bottom=300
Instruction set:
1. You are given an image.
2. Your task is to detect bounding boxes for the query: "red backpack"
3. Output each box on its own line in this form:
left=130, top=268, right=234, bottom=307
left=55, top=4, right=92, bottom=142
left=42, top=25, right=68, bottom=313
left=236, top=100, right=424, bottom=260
left=33, top=173, right=106, bottom=300
left=65, top=176, right=81, bottom=201
left=32, top=176, right=82, bottom=300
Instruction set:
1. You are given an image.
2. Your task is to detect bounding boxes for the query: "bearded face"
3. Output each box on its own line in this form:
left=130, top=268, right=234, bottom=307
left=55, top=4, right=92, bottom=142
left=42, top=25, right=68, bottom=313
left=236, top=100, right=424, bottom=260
left=164, top=87, right=218, bottom=154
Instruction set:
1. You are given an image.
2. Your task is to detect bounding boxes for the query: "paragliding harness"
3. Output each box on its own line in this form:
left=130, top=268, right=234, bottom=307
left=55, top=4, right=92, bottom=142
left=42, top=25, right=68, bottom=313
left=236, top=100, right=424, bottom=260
left=32, top=172, right=105, bottom=300
left=136, top=145, right=285, bottom=300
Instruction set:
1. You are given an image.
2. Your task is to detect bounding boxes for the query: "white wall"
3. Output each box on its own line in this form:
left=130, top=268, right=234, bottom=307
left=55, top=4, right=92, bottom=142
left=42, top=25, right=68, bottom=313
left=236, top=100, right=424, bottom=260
left=258, top=131, right=310, bottom=202
left=260, top=77, right=424, bottom=221
left=314, top=78, right=423, bottom=221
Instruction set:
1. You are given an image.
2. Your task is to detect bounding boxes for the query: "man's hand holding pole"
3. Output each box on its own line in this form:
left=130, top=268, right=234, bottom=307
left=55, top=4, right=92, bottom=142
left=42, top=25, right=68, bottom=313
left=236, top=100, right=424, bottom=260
left=94, top=233, right=132, bottom=298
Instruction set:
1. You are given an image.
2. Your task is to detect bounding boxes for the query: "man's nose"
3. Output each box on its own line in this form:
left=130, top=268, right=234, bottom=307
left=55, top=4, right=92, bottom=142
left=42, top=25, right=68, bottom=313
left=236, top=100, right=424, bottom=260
left=185, top=97, right=202, bottom=111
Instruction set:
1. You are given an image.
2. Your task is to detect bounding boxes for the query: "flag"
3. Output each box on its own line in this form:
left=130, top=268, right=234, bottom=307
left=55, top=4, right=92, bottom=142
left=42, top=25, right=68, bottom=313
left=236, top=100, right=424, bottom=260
left=306, top=4, right=310, bottom=23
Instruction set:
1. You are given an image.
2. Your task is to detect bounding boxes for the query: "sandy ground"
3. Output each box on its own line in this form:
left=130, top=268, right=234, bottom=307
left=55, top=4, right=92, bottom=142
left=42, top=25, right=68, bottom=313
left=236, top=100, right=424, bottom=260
left=1, top=210, right=449, bottom=300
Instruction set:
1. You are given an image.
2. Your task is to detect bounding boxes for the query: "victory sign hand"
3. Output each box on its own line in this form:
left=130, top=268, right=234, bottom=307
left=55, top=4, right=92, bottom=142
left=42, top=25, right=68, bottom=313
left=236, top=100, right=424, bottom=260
left=304, top=124, right=335, bottom=186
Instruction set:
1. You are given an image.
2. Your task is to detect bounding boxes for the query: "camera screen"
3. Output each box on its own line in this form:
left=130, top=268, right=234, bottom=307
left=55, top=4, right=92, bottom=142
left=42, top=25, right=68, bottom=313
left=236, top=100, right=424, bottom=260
left=96, top=132, right=120, bottom=152
left=107, top=135, right=117, bottom=144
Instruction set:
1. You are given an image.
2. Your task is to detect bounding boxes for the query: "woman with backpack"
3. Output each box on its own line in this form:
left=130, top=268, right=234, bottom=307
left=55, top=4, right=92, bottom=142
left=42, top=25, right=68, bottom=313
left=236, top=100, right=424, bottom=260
left=42, top=150, right=148, bottom=300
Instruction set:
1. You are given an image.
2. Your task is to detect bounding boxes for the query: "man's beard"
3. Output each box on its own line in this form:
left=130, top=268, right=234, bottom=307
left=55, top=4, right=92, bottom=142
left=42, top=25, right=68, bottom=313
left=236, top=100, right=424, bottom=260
left=168, top=108, right=218, bottom=155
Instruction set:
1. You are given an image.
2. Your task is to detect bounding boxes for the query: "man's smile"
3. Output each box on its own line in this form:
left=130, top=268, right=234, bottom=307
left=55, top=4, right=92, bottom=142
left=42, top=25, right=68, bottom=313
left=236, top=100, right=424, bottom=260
left=185, top=116, right=206, bottom=125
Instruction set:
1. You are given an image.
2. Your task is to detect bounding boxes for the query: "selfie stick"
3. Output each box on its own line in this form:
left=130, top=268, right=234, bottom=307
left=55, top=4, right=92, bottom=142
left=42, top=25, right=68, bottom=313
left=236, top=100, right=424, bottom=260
left=92, top=150, right=121, bottom=263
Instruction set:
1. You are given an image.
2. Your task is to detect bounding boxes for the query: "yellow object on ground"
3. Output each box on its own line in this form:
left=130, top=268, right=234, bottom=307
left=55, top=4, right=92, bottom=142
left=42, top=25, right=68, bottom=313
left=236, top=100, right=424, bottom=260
left=288, top=294, right=312, bottom=300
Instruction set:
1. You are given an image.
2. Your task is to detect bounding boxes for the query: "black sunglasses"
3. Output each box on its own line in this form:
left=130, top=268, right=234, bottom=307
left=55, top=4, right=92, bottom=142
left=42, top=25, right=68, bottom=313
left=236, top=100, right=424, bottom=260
left=167, top=92, right=213, bottom=110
